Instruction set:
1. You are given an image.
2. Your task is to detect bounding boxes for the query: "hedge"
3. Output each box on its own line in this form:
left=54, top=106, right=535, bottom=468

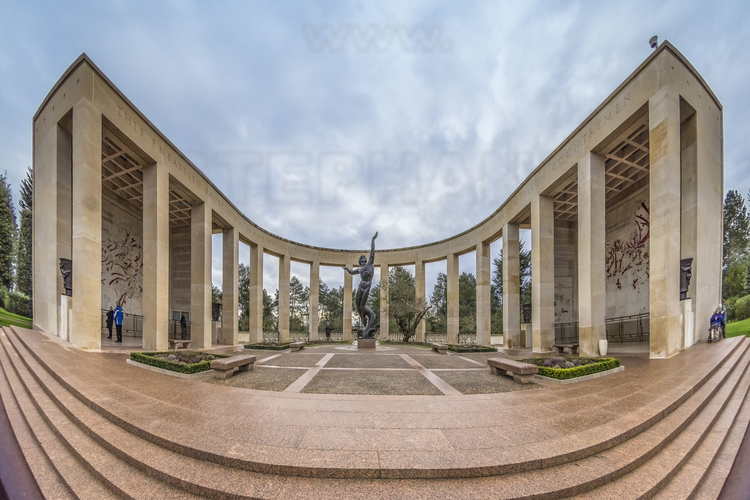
left=243, top=343, right=291, bottom=350
left=130, top=351, right=228, bottom=374
left=448, top=344, right=496, bottom=353
left=519, top=357, right=621, bottom=380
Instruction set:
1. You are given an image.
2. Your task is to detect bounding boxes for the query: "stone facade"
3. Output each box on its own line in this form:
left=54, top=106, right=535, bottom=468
left=32, top=42, right=723, bottom=358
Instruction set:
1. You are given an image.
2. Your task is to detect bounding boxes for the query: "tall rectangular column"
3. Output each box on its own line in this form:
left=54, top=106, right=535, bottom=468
left=476, top=242, right=491, bottom=346
left=278, top=254, right=290, bottom=342
left=190, top=202, right=212, bottom=349
left=415, top=260, right=426, bottom=342
left=649, top=87, right=683, bottom=358
left=70, top=100, right=102, bottom=350
left=503, top=223, right=521, bottom=348
left=343, top=268, right=353, bottom=341
left=222, top=226, right=238, bottom=345
left=577, top=152, right=606, bottom=357
left=309, top=262, right=320, bottom=341
left=142, top=162, right=170, bottom=351
left=532, top=195, right=555, bottom=352
left=447, top=253, right=459, bottom=344
left=249, top=244, right=264, bottom=343
left=33, top=121, right=70, bottom=336
left=380, top=263, right=389, bottom=339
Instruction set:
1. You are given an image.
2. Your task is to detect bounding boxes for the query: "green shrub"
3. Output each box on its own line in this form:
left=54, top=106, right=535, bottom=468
left=130, top=351, right=228, bottom=374
left=730, top=295, right=750, bottom=322
left=448, top=344, right=496, bottom=353
left=7, top=291, right=31, bottom=318
left=243, top=343, right=291, bottom=350
left=519, top=357, right=620, bottom=380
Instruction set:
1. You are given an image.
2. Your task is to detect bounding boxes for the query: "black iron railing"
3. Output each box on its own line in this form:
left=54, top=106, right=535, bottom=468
left=101, top=309, right=142, bottom=337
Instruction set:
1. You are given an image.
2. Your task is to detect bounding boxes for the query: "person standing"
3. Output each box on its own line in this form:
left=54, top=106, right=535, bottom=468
left=114, top=303, right=124, bottom=343
left=106, top=307, right=114, bottom=339
left=180, top=314, right=187, bottom=339
left=325, top=322, right=332, bottom=341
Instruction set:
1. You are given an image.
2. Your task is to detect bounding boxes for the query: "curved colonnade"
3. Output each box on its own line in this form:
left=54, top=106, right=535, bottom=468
left=32, top=42, right=723, bottom=359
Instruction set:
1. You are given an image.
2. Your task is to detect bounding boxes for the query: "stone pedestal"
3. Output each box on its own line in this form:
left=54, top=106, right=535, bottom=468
left=357, top=338, right=376, bottom=349
left=59, top=295, right=72, bottom=342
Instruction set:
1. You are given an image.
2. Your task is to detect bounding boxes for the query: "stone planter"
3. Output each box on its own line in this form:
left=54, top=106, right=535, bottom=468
left=599, top=339, right=608, bottom=356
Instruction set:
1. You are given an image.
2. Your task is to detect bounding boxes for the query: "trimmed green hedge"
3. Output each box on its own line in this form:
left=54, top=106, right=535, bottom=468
left=448, top=344, right=496, bottom=353
left=243, top=343, right=291, bottom=350
left=519, top=357, right=621, bottom=380
left=130, top=351, right=228, bottom=374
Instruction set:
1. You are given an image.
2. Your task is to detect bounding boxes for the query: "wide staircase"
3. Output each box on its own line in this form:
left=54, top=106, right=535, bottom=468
left=1, top=324, right=749, bottom=499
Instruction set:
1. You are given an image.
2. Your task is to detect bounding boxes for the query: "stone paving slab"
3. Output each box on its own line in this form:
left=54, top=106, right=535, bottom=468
left=6, top=326, right=746, bottom=484
left=302, top=370, right=443, bottom=395
left=209, top=366, right=308, bottom=391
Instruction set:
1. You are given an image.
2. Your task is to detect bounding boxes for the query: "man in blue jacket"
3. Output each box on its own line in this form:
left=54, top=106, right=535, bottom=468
left=114, top=303, right=124, bottom=343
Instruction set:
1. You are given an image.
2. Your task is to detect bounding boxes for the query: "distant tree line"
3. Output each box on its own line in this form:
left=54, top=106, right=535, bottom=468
left=723, top=190, right=750, bottom=321
left=0, top=168, right=33, bottom=318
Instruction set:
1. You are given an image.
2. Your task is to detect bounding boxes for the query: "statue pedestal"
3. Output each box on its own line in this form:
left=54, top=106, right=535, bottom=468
left=357, top=338, right=376, bottom=349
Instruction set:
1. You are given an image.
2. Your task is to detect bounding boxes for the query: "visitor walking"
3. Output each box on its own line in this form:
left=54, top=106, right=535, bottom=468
left=106, top=307, right=114, bottom=339
left=325, top=322, right=332, bottom=341
left=114, top=303, right=124, bottom=343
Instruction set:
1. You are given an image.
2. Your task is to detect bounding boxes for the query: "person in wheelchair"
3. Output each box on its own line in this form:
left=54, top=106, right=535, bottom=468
left=709, top=307, right=724, bottom=343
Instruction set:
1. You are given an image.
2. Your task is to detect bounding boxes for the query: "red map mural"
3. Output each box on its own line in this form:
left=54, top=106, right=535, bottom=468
left=606, top=201, right=649, bottom=290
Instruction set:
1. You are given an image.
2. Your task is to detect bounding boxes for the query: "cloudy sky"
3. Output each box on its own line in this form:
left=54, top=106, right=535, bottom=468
left=2, top=0, right=749, bottom=292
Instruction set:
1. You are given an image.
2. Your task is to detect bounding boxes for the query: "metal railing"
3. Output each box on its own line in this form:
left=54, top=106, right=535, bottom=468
left=101, top=309, right=142, bottom=337
left=555, top=322, right=579, bottom=344
left=606, top=313, right=650, bottom=343
left=168, top=320, right=191, bottom=340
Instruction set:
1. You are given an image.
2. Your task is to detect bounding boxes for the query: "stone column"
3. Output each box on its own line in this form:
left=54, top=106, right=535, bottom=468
left=380, top=263, right=389, bottom=339
left=278, top=254, right=290, bottom=342
left=577, top=152, right=606, bottom=357
left=309, top=262, right=320, bottom=341
left=70, top=100, right=102, bottom=350
left=142, top=162, right=170, bottom=351
left=694, top=99, right=724, bottom=343
left=343, top=268, right=353, bottom=341
left=476, top=241, right=491, bottom=346
left=649, top=86, right=683, bottom=358
left=33, top=121, right=71, bottom=337
left=221, top=226, right=238, bottom=346
left=415, top=260, right=426, bottom=342
left=532, top=195, right=555, bottom=352
left=249, top=244, right=264, bottom=343
left=190, top=202, right=212, bottom=349
left=447, top=253, right=459, bottom=344
left=503, top=222, right=521, bottom=348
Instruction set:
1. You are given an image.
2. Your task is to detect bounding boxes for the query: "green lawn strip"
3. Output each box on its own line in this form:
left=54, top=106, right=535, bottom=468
left=725, top=317, right=750, bottom=338
left=518, top=357, right=621, bottom=380
left=0, top=307, right=32, bottom=329
left=130, top=351, right=229, bottom=374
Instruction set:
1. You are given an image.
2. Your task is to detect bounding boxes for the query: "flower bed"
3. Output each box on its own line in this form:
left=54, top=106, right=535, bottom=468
left=448, top=344, right=497, bottom=353
left=243, top=342, right=291, bottom=350
left=518, top=356, right=620, bottom=380
left=130, top=351, right=228, bottom=374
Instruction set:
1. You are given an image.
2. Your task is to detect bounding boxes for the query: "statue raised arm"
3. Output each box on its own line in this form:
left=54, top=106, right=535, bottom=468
left=343, top=232, right=379, bottom=338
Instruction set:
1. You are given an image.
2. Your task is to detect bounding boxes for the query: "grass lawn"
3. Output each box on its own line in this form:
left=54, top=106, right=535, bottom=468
left=725, top=317, right=750, bottom=338
left=0, top=306, right=32, bottom=329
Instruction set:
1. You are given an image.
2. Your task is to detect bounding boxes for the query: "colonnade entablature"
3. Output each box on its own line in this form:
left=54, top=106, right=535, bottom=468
left=33, top=41, right=723, bottom=359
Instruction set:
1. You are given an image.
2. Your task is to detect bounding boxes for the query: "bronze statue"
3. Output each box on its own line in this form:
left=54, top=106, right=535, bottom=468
left=59, top=258, right=72, bottom=296
left=343, top=232, right=378, bottom=338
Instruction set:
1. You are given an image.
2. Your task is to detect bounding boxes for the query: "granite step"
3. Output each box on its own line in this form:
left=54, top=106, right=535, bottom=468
left=9, top=324, right=743, bottom=482
left=658, top=345, right=750, bottom=500
left=570, top=337, right=750, bottom=499
left=6, top=323, right=748, bottom=499
left=3, top=323, right=290, bottom=499
left=0, top=328, right=113, bottom=499
left=1, top=326, right=214, bottom=499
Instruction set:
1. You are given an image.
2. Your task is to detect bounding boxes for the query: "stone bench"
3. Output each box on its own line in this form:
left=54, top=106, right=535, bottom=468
left=290, top=341, right=305, bottom=352
left=210, top=354, right=256, bottom=379
left=168, top=339, right=193, bottom=350
left=431, top=343, right=448, bottom=354
left=553, top=343, right=579, bottom=355
left=487, top=358, right=538, bottom=384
